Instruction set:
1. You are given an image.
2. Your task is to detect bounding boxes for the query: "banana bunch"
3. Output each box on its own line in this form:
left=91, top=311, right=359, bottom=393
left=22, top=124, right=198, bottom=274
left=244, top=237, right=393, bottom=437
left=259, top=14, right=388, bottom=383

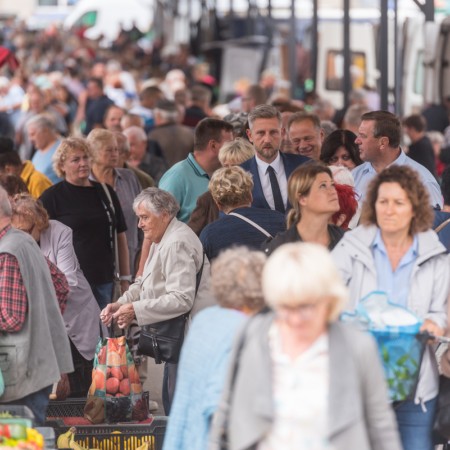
left=56, top=427, right=76, bottom=448
left=56, top=427, right=91, bottom=450
left=57, top=426, right=150, bottom=450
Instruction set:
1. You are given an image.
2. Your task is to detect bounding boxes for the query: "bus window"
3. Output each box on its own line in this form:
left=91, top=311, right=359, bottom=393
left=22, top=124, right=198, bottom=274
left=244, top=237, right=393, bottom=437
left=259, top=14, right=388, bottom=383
left=325, top=50, right=367, bottom=91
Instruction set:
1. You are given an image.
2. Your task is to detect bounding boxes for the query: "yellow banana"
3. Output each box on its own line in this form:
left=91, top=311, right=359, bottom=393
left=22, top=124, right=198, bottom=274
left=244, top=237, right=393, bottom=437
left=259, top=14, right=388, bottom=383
left=57, top=427, right=76, bottom=448
left=69, top=439, right=90, bottom=450
left=135, top=442, right=150, bottom=450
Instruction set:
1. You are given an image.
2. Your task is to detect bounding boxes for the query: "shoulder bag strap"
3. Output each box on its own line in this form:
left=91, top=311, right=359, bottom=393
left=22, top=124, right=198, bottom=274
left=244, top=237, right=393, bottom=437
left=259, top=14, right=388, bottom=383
left=100, top=183, right=120, bottom=279
left=228, top=212, right=273, bottom=238
left=195, top=252, right=205, bottom=297
left=181, top=252, right=206, bottom=321
left=435, top=217, right=450, bottom=234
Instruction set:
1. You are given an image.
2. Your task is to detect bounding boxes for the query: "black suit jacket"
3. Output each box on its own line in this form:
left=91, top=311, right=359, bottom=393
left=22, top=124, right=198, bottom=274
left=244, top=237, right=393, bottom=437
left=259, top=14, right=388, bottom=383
left=241, top=152, right=310, bottom=209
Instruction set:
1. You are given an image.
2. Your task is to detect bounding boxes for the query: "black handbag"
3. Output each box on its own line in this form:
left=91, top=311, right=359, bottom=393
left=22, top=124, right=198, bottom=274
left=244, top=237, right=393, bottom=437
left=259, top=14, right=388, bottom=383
left=138, top=313, right=188, bottom=364
left=433, top=375, right=450, bottom=441
left=137, top=253, right=205, bottom=364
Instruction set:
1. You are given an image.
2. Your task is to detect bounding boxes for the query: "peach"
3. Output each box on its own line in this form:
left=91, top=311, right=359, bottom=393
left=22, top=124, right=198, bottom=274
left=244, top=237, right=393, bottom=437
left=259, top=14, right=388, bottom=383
left=121, top=366, right=128, bottom=379
left=93, top=369, right=106, bottom=391
left=106, top=377, right=120, bottom=395
left=119, top=379, right=130, bottom=396
left=110, top=367, right=123, bottom=381
left=107, top=351, right=122, bottom=366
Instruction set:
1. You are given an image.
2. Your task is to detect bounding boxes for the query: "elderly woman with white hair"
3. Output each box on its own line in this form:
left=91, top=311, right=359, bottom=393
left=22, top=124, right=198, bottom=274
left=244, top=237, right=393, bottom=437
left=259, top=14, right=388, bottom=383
left=163, top=247, right=266, bottom=450
left=210, top=242, right=402, bottom=450
left=101, top=187, right=212, bottom=414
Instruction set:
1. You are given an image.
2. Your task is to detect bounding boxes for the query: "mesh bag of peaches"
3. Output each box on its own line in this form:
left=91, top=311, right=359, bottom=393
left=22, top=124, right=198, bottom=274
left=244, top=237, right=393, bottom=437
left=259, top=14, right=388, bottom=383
left=84, top=335, right=149, bottom=423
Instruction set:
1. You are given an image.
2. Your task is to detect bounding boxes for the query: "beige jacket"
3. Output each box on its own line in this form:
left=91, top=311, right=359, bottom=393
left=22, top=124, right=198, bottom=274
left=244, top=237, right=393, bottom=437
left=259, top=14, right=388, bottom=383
left=118, top=218, right=213, bottom=325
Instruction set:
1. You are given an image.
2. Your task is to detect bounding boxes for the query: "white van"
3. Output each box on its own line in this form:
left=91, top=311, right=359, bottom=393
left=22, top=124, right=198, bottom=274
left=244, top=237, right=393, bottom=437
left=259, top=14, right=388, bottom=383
left=63, top=0, right=154, bottom=43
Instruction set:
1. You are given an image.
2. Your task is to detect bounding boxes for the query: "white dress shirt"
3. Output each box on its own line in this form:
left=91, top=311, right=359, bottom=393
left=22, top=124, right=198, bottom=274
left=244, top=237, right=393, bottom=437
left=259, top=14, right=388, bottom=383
left=255, top=152, right=288, bottom=210
left=258, top=326, right=331, bottom=450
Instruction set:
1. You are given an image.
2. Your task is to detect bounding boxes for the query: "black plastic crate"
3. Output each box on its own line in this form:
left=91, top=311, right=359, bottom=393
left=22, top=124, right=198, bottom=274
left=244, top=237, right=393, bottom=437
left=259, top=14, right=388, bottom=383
left=47, top=392, right=150, bottom=418
left=54, top=417, right=167, bottom=450
left=46, top=398, right=86, bottom=418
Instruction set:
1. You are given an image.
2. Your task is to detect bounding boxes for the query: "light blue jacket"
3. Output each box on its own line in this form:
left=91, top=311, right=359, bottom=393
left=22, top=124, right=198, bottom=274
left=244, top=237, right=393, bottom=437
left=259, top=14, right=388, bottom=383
left=163, top=306, right=246, bottom=450
left=332, top=224, right=450, bottom=403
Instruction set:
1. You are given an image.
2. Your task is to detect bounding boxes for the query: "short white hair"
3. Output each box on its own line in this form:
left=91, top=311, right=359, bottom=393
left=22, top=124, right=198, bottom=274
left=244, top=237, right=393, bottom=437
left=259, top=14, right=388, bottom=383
left=262, top=242, right=348, bottom=321
left=133, top=187, right=179, bottom=219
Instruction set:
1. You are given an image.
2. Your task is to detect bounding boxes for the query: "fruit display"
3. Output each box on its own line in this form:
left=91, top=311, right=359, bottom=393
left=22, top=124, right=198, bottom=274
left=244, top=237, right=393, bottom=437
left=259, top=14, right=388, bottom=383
left=56, top=427, right=152, bottom=450
left=0, top=422, right=44, bottom=449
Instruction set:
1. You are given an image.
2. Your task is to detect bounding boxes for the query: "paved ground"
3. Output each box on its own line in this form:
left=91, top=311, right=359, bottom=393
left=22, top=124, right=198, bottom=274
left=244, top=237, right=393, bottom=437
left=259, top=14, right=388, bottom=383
left=142, top=357, right=165, bottom=416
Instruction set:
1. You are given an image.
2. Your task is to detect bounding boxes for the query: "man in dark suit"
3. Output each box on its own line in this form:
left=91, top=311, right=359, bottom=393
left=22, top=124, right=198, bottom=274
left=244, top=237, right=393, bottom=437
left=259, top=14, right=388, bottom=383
left=241, top=104, right=310, bottom=212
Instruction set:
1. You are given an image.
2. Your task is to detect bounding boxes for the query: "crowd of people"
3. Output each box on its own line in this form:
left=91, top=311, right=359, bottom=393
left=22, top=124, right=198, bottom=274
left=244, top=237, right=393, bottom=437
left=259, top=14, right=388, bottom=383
left=2, top=19, right=450, bottom=450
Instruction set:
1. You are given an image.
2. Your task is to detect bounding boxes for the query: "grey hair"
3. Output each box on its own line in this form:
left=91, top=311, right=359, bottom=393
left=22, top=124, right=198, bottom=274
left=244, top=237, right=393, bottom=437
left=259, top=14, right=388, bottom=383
left=248, top=104, right=281, bottom=129
left=26, top=114, right=56, bottom=132
left=0, top=186, right=12, bottom=218
left=113, top=132, right=130, bottom=155
left=133, top=187, right=180, bottom=218
left=154, top=107, right=179, bottom=124
left=211, top=246, right=266, bottom=311
left=343, top=104, right=369, bottom=127
left=123, top=126, right=148, bottom=143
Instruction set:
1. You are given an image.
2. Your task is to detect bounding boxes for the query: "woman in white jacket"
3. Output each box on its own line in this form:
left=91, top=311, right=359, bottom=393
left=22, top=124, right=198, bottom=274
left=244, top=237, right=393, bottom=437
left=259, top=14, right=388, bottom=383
left=332, top=165, right=449, bottom=450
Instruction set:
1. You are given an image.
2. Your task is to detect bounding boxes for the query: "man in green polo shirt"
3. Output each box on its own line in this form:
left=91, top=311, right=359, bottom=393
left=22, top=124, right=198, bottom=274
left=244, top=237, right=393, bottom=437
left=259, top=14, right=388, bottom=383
left=159, top=118, right=233, bottom=222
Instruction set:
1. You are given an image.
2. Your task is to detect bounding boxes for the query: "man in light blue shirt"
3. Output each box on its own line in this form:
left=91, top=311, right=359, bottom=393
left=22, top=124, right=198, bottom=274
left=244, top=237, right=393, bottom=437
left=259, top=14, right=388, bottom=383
left=353, top=110, right=442, bottom=208
left=159, top=118, right=233, bottom=222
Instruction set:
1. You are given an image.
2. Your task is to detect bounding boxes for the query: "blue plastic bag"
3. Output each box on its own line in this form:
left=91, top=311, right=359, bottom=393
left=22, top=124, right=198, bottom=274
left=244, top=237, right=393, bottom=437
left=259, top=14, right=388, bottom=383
left=341, top=291, right=426, bottom=402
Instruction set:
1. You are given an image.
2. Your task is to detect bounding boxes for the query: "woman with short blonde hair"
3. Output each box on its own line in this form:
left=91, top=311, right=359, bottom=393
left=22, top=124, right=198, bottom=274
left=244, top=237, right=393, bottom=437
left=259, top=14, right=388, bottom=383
left=41, top=136, right=130, bottom=310
left=53, top=137, right=91, bottom=179
left=209, top=166, right=253, bottom=211
left=200, top=166, right=285, bottom=260
left=218, top=138, right=255, bottom=167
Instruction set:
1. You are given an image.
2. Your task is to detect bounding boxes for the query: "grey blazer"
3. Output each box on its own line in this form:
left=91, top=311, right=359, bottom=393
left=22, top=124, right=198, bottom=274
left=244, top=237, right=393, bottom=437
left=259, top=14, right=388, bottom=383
left=40, top=220, right=103, bottom=360
left=209, top=312, right=402, bottom=450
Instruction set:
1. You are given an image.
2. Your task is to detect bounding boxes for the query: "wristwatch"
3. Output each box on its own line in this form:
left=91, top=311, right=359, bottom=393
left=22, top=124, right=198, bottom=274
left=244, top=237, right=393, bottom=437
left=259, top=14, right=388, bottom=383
left=119, top=275, right=132, bottom=282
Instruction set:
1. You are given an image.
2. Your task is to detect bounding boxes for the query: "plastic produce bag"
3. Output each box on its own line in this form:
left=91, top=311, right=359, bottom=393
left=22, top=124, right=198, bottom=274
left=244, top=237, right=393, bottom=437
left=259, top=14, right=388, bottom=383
left=341, top=291, right=427, bottom=402
left=84, top=335, right=149, bottom=424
